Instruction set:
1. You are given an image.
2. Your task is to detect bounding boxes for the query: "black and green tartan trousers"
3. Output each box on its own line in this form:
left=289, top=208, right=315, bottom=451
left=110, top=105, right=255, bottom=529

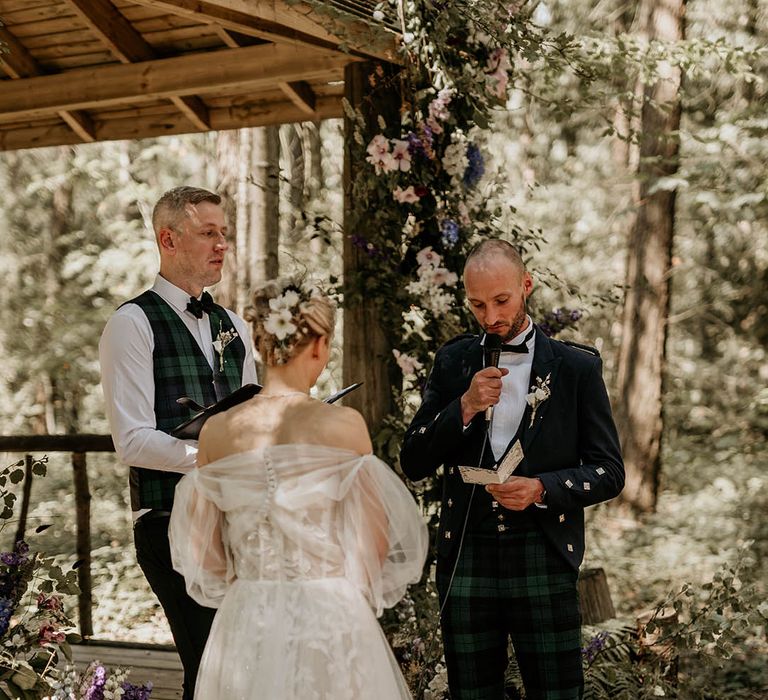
left=436, top=528, right=583, bottom=700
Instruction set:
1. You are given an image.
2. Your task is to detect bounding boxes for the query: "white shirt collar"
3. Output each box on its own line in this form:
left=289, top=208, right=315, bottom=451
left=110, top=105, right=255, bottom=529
left=151, top=274, right=200, bottom=317
left=480, top=315, right=535, bottom=347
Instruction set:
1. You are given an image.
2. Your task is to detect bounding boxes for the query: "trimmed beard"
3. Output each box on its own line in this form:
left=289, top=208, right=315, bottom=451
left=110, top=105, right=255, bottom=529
left=504, top=296, right=528, bottom=341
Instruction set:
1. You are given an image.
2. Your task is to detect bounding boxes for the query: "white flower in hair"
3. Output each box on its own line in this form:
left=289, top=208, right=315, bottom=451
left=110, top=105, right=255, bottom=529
left=264, top=309, right=297, bottom=341
left=268, top=289, right=300, bottom=312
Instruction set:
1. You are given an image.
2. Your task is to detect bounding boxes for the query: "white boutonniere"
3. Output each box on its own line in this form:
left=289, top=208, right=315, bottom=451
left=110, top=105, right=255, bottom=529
left=525, top=373, right=552, bottom=427
left=212, top=322, right=238, bottom=372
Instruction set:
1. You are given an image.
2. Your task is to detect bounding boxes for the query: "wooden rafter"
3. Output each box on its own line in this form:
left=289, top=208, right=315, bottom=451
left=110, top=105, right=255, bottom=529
left=0, top=95, right=343, bottom=152
left=279, top=80, right=317, bottom=116
left=61, top=0, right=211, bottom=130
left=0, top=44, right=353, bottom=123
left=126, top=0, right=399, bottom=62
left=0, top=26, right=96, bottom=142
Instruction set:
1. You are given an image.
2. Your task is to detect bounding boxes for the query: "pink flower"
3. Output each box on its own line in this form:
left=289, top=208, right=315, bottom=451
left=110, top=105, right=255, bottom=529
left=486, top=48, right=511, bottom=98
left=366, top=135, right=396, bottom=174
left=37, top=593, right=63, bottom=612
left=38, top=623, right=65, bottom=645
left=427, top=87, right=454, bottom=133
left=393, top=186, right=421, bottom=204
left=416, top=246, right=441, bottom=268
left=391, top=139, right=412, bottom=172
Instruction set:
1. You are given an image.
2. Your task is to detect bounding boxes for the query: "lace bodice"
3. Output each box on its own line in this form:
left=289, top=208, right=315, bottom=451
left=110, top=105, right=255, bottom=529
left=169, top=444, right=428, bottom=615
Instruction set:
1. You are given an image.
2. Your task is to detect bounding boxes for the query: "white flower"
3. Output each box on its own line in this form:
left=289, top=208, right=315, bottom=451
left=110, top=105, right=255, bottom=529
left=443, top=141, right=469, bottom=179
left=393, top=349, right=424, bottom=376
left=429, top=266, right=459, bottom=287
left=393, top=186, right=420, bottom=203
left=391, top=139, right=412, bottom=171
left=264, top=309, right=297, bottom=341
left=282, top=289, right=300, bottom=308
left=372, top=9, right=384, bottom=21
left=416, top=246, right=441, bottom=268
left=526, top=373, right=552, bottom=426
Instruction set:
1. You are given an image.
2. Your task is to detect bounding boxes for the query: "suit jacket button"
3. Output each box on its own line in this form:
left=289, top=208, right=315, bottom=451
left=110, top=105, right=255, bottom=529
left=449, top=467, right=455, bottom=475
left=491, top=501, right=499, bottom=509
left=498, top=514, right=504, bottom=521
left=445, top=531, right=451, bottom=539
left=559, top=514, right=566, bottom=523
left=497, top=524, right=506, bottom=532
left=567, top=543, right=574, bottom=552
left=447, top=499, right=453, bottom=507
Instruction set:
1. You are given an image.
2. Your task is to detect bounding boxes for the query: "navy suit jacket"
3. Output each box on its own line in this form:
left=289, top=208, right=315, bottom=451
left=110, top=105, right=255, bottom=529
left=400, top=326, right=624, bottom=571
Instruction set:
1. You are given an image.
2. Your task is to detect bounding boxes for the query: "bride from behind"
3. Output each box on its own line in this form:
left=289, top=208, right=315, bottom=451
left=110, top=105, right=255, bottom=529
left=169, top=278, right=428, bottom=699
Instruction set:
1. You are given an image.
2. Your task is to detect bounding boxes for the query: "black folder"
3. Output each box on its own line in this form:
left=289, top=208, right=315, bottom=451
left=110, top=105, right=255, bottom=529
left=170, top=382, right=363, bottom=440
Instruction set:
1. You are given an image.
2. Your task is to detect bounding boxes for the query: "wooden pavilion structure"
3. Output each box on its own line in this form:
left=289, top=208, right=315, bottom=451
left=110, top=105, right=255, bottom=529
left=0, top=1, right=400, bottom=694
left=0, top=0, right=398, bottom=150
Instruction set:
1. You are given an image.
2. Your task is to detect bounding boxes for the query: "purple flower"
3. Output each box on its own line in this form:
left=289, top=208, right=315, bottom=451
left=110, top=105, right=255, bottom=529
left=0, top=596, right=14, bottom=637
left=122, top=681, right=154, bottom=700
left=463, top=143, right=485, bottom=188
left=0, top=541, right=30, bottom=567
left=540, top=307, right=583, bottom=337
left=582, top=630, right=610, bottom=663
left=440, top=219, right=460, bottom=248
left=349, top=234, right=384, bottom=259
left=85, top=665, right=107, bottom=700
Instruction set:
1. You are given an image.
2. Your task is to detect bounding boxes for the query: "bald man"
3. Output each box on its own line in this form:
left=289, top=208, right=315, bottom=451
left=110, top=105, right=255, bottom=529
left=401, top=239, right=624, bottom=700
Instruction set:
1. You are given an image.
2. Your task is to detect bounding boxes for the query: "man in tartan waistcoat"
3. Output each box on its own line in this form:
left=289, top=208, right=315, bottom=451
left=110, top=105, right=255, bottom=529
left=400, top=240, right=624, bottom=700
left=99, top=186, right=257, bottom=700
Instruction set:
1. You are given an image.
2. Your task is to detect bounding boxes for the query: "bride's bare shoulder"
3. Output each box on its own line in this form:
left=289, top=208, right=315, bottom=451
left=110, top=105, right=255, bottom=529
left=303, top=402, right=372, bottom=455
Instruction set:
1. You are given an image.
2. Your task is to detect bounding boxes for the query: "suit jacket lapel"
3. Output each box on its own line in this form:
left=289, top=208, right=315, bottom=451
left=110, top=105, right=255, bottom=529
left=522, top=327, right=561, bottom=453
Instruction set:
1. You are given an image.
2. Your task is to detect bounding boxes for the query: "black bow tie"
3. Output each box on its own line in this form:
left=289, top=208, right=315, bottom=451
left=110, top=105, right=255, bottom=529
left=500, top=327, right=535, bottom=354
left=187, top=291, right=215, bottom=319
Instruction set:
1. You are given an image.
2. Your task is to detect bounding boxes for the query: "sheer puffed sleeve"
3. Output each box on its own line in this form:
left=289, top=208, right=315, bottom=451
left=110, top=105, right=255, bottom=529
left=169, top=469, right=235, bottom=608
left=340, top=455, right=428, bottom=617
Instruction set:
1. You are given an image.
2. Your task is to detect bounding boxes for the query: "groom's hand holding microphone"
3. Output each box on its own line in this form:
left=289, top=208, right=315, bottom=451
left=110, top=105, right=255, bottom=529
left=459, top=366, right=509, bottom=426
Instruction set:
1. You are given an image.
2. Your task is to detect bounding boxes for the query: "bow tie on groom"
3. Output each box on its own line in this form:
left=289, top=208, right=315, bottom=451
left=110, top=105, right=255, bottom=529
left=498, top=326, right=535, bottom=354
left=187, top=291, right=216, bottom=319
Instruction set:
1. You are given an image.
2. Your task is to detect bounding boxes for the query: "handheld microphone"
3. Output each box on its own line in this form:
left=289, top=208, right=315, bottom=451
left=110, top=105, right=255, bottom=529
left=483, top=333, right=503, bottom=423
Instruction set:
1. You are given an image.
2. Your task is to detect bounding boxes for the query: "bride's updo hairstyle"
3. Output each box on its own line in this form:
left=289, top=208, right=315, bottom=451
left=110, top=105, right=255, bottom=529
left=245, top=277, right=335, bottom=366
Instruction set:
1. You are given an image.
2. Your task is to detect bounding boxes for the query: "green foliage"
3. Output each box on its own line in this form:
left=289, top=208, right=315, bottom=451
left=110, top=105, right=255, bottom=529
left=0, top=458, right=81, bottom=699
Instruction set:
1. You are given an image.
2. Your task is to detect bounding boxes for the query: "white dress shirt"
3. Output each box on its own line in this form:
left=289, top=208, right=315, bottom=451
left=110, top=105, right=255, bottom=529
left=99, top=275, right=258, bottom=478
left=488, top=317, right=535, bottom=461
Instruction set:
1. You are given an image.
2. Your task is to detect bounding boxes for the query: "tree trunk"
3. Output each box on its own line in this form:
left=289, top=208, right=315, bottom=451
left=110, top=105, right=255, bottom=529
left=214, top=129, right=243, bottom=311
left=342, top=62, right=400, bottom=432
left=616, top=0, right=686, bottom=512
left=249, top=126, right=280, bottom=284
left=281, top=124, right=305, bottom=243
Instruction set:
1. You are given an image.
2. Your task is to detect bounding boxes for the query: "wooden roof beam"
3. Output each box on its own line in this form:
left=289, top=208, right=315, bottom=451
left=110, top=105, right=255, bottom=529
left=61, top=0, right=212, bottom=130
left=279, top=80, right=316, bottom=116
left=0, top=95, right=344, bottom=152
left=127, top=0, right=400, bottom=62
left=0, top=26, right=96, bottom=143
left=0, top=44, right=353, bottom=123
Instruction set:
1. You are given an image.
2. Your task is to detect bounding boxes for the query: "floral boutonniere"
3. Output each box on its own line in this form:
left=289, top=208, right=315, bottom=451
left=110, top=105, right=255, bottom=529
left=526, top=373, right=552, bottom=427
left=212, top=322, right=238, bottom=373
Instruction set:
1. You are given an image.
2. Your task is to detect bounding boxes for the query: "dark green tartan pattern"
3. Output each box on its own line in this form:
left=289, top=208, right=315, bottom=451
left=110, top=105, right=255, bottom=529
left=125, top=291, right=246, bottom=510
left=436, top=530, right=583, bottom=700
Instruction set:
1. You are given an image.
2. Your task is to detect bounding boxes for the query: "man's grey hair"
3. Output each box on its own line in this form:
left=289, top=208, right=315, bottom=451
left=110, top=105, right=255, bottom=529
left=464, top=239, right=526, bottom=275
left=151, top=186, right=221, bottom=235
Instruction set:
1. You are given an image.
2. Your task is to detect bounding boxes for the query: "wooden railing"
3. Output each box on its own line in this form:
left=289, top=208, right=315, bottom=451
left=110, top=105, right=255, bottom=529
left=0, top=434, right=115, bottom=638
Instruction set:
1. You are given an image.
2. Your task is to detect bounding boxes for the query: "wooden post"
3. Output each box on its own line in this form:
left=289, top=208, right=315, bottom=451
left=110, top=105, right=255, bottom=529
left=578, top=567, right=616, bottom=625
left=13, top=454, right=34, bottom=544
left=71, top=451, right=93, bottom=638
left=342, top=61, right=399, bottom=433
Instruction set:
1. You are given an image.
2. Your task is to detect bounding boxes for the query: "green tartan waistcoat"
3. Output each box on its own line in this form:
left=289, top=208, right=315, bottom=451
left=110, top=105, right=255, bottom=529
left=126, top=290, right=246, bottom=511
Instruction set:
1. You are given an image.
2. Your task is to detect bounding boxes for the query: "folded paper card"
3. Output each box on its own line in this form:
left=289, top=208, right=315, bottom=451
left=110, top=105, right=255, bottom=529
left=458, top=440, right=524, bottom=484
left=171, top=382, right=363, bottom=440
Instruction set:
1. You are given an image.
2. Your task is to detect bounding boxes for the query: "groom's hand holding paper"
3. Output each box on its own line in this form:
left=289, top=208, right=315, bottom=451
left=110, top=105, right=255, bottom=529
left=458, top=440, right=524, bottom=485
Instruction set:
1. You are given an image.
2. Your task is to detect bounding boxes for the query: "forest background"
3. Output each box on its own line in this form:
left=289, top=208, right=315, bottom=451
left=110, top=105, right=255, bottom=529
left=0, top=0, right=766, bottom=697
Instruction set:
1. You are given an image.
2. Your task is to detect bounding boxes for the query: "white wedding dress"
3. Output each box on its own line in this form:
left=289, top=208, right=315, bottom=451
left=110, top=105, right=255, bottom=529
left=169, top=444, right=428, bottom=699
